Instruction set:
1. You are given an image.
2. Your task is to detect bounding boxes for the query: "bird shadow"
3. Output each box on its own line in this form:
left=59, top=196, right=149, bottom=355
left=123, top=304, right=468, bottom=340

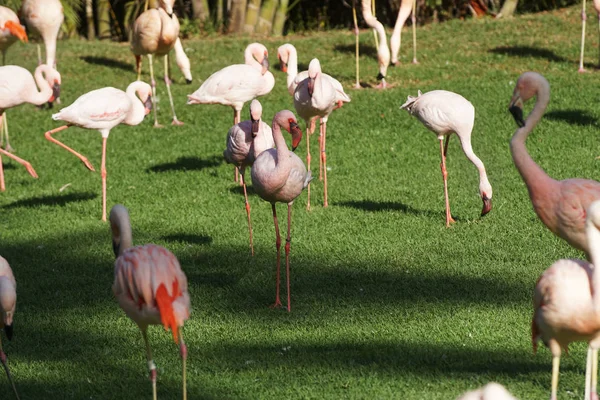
left=147, top=155, right=222, bottom=173
left=334, top=43, right=378, bottom=58
left=1, top=192, right=97, bottom=209
left=160, top=233, right=213, bottom=246
left=229, top=185, right=256, bottom=196
left=336, top=200, right=441, bottom=218
left=80, top=56, right=134, bottom=72
left=545, top=109, right=599, bottom=127
left=0, top=162, right=16, bottom=170
left=488, top=46, right=568, bottom=63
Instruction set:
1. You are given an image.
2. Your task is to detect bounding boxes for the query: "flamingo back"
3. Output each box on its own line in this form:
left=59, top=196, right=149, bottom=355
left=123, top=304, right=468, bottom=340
left=0, top=65, right=38, bottom=111
left=224, top=120, right=273, bottom=168
left=21, top=0, right=63, bottom=39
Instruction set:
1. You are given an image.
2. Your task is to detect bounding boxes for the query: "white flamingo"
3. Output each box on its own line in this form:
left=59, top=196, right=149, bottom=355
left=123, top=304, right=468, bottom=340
left=578, top=0, right=600, bottom=72
left=390, top=0, right=418, bottom=65
left=21, top=0, right=64, bottom=69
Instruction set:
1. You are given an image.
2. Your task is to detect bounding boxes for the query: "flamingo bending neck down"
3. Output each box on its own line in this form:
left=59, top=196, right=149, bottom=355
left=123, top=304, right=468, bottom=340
left=359, top=0, right=390, bottom=89
left=45, top=81, right=152, bottom=221
left=110, top=204, right=190, bottom=400
left=223, top=99, right=274, bottom=256
left=532, top=200, right=600, bottom=400
left=251, top=110, right=310, bottom=312
left=508, top=72, right=600, bottom=259
left=0, top=256, right=19, bottom=400
left=21, top=0, right=63, bottom=68
left=401, top=89, right=492, bottom=227
left=390, top=0, right=418, bottom=65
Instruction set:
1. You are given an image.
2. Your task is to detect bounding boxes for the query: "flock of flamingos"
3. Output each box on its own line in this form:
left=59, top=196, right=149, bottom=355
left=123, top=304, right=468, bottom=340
left=2, top=0, right=600, bottom=399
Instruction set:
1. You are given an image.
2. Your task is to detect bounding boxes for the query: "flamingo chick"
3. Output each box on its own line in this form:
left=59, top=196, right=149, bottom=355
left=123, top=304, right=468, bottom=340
left=0, top=65, right=61, bottom=191
left=532, top=200, right=600, bottom=400
left=457, top=383, right=517, bottom=400
left=251, top=110, right=310, bottom=312
left=224, top=99, right=274, bottom=256
left=45, top=81, right=152, bottom=221
left=21, top=0, right=63, bottom=69
left=111, top=205, right=190, bottom=400
left=401, top=90, right=492, bottom=227
left=131, top=0, right=191, bottom=127
left=509, top=72, right=600, bottom=260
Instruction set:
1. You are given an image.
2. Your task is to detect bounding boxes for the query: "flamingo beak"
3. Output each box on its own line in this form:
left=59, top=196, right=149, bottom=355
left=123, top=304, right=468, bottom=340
left=251, top=118, right=259, bottom=136
left=144, top=96, right=153, bottom=115
left=481, top=195, right=492, bottom=216
left=48, top=81, right=60, bottom=104
left=261, top=55, right=270, bottom=75
left=278, top=56, right=287, bottom=73
left=509, top=95, right=525, bottom=128
left=290, top=122, right=302, bottom=151
left=5, top=21, right=28, bottom=43
left=307, top=77, right=314, bottom=97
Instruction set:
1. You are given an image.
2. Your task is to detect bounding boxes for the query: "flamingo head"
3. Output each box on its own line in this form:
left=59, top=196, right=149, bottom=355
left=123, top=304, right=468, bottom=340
left=261, top=51, right=270, bottom=75
left=159, top=0, right=175, bottom=17
left=45, top=66, right=62, bottom=104
left=509, top=72, right=546, bottom=128
left=277, top=45, right=288, bottom=73
left=249, top=99, right=262, bottom=136
left=135, top=82, right=153, bottom=115
left=480, top=181, right=493, bottom=217
left=4, top=20, right=28, bottom=43
left=307, top=58, right=322, bottom=97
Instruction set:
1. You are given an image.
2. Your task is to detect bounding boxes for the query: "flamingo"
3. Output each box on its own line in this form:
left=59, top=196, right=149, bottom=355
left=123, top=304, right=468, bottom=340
left=531, top=200, right=600, bottom=400
left=131, top=0, right=191, bottom=127
left=354, top=0, right=390, bottom=89
left=0, top=6, right=28, bottom=153
left=251, top=110, right=310, bottom=312
left=110, top=204, right=190, bottom=400
left=578, top=0, right=600, bottom=72
left=44, top=81, right=152, bottom=221
left=457, top=383, right=517, bottom=400
left=390, top=0, right=418, bottom=66
left=294, top=59, right=340, bottom=210
left=0, top=64, right=61, bottom=191
left=0, top=256, right=19, bottom=400
left=20, top=0, right=63, bottom=69
left=401, top=89, right=492, bottom=227
left=223, top=99, right=274, bottom=256
left=508, top=71, right=600, bottom=259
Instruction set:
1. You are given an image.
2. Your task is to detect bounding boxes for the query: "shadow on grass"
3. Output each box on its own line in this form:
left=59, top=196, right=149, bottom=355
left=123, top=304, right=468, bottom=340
left=545, top=109, right=598, bottom=126
left=336, top=200, right=441, bottom=218
left=161, top=233, right=213, bottom=245
left=2, top=192, right=97, bottom=209
left=229, top=185, right=256, bottom=196
left=147, top=156, right=222, bottom=173
left=80, top=55, right=134, bottom=72
left=334, top=43, right=377, bottom=58
left=488, top=46, right=568, bottom=62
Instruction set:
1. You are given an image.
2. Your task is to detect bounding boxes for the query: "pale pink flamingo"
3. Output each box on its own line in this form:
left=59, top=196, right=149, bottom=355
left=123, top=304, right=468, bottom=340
left=509, top=72, right=600, bottom=259
left=110, top=204, right=190, bottom=400
left=390, top=0, right=418, bottom=65
left=250, top=110, right=310, bottom=312
left=131, top=0, right=191, bottom=127
left=401, top=90, right=492, bottom=227
left=578, top=0, right=600, bottom=72
left=44, top=81, right=152, bottom=221
left=354, top=0, right=390, bottom=89
left=0, top=6, right=28, bottom=152
left=0, top=256, right=19, bottom=400
left=0, top=64, right=61, bottom=190
left=294, top=59, right=342, bottom=210
left=223, top=99, right=274, bottom=256
left=457, top=383, right=517, bottom=400
left=21, top=0, right=63, bottom=69
left=531, top=200, right=600, bottom=400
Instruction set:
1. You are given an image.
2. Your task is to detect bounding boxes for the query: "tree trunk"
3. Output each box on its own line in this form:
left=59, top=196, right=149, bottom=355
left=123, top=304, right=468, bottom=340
left=272, top=0, right=288, bottom=36
left=216, top=0, right=224, bottom=32
left=86, top=0, right=95, bottom=39
left=97, top=0, right=111, bottom=39
left=228, top=0, right=248, bottom=33
left=192, top=0, right=210, bottom=25
left=255, top=0, right=278, bottom=34
left=244, top=0, right=262, bottom=33
left=496, top=0, right=517, bottom=18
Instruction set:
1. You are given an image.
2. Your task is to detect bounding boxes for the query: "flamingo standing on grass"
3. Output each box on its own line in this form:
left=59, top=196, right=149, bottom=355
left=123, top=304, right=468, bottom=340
left=531, top=200, right=600, bottom=400
left=0, top=256, right=19, bottom=400
left=401, top=89, right=492, bottom=227
left=390, top=0, right=418, bottom=66
left=508, top=72, right=600, bottom=259
left=0, top=7, right=28, bottom=152
left=131, top=0, right=192, bottom=127
left=251, top=110, right=310, bottom=312
left=44, top=81, right=152, bottom=221
left=21, top=0, right=63, bottom=69
left=110, top=205, right=190, bottom=400
left=578, top=0, right=600, bottom=72
left=0, top=65, right=61, bottom=191
left=224, top=99, right=274, bottom=256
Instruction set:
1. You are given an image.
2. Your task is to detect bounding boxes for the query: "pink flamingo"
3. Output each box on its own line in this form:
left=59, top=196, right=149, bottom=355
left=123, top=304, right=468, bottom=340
left=0, top=64, right=61, bottom=191
left=293, top=58, right=341, bottom=210
left=0, top=256, right=19, bottom=400
left=508, top=72, right=600, bottom=259
left=251, top=110, right=310, bottom=312
left=578, top=0, right=600, bottom=72
left=21, top=0, right=63, bottom=69
left=401, top=89, right=492, bottom=227
left=390, top=0, right=418, bottom=65
left=131, top=0, right=190, bottom=127
left=532, top=200, right=600, bottom=400
left=356, top=0, right=390, bottom=89
left=110, top=204, right=190, bottom=400
left=224, top=99, right=274, bottom=256
left=457, top=383, right=517, bottom=400
left=44, top=81, right=152, bottom=221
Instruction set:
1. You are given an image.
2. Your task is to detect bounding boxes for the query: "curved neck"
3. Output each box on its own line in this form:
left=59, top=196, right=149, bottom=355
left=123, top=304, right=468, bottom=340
left=124, top=82, right=147, bottom=126
left=268, top=118, right=292, bottom=190
left=28, top=66, right=54, bottom=106
left=588, top=222, right=600, bottom=309
left=111, top=207, right=133, bottom=257
left=244, top=44, right=263, bottom=71
left=285, top=46, right=299, bottom=91
left=461, top=140, right=490, bottom=192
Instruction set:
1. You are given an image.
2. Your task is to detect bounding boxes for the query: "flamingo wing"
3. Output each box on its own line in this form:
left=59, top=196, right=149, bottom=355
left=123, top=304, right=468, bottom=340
left=53, top=87, right=131, bottom=129
left=188, top=65, right=267, bottom=106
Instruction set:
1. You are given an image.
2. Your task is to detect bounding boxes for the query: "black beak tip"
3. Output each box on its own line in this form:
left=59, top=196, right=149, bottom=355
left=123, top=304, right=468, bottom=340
left=292, top=145, right=298, bottom=152
left=4, top=324, right=13, bottom=341
left=185, top=79, right=192, bottom=85
left=509, top=105, right=525, bottom=128
left=481, top=197, right=492, bottom=217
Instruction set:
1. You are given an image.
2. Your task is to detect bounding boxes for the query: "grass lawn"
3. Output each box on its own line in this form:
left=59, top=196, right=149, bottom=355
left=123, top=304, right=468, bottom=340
left=2, top=4, right=600, bottom=399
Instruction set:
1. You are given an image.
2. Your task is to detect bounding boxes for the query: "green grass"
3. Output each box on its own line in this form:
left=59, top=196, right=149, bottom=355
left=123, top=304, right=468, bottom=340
left=2, top=5, right=600, bottom=399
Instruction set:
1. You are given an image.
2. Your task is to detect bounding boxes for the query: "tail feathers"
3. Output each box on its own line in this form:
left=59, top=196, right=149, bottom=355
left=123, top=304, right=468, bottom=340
left=51, top=113, right=62, bottom=121
left=400, top=90, right=422, bottom=111
left=304, top=171, right=313, bottom=188
left=156, top=280, right=181, bottom=344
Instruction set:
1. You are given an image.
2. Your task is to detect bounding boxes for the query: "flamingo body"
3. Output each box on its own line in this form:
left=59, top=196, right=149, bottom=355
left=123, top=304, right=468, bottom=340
left=131, top=8, right=179, bottom=58
left=0, top=255, right=19, bottom=400
left=252, top=148, right=309, bottom=204
left=457, top=383, right=517, bottom=400
left=21, top=0, right=63, bottom=68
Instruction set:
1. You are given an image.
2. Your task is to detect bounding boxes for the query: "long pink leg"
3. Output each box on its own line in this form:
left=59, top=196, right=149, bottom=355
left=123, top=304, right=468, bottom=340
left=270, top=203, right=283, bottom=309
left=439, top=137, right=455, bottom=227
left=101, top=136, right=108, bottom=222
left=321, top=120, right=328, bottom=207
left=0, top=338, right=20, bottom=400
left=285, top=203, right=293, bottom=312
left=233, top=109, right=241, bottom=183
left=444, top=134, right=451, bottom=157
left=45, top=126, right=96, bottom=171
left=0, top=153, right=4, bottom=191
left=306, top=119, right=315, bottom=210
left=141, top=328, right=157, bottom=400
left=164, top=55, right=184, bottom=126
left=240, top=172, right=254, bottom=256
left=0, top=148, right=38, bottom=180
